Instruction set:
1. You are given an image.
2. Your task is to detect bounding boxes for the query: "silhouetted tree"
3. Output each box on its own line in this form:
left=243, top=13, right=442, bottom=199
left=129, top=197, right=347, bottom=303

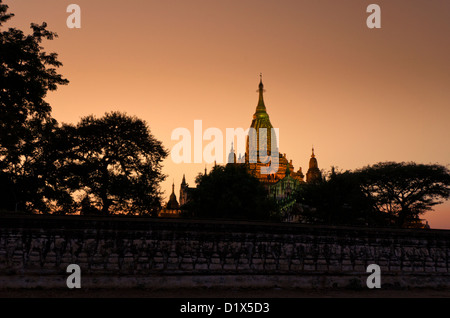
left=296, top=168, right=383, bottom=226
left=356, top=162, right=450, bottom=227
left=183, top=164, right=278, bottom=220
left=59, top=112, right=168, bottom=216
left=0, top=2, right=69, bottom=212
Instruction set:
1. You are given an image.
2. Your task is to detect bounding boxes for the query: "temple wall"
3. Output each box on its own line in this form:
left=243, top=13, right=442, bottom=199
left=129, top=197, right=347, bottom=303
left=0, top=215, right=449, bottom=290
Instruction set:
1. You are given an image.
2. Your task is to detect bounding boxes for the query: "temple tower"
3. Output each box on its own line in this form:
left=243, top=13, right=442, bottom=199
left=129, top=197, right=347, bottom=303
left=306, top=147, right=322, bottom=183
left=246, top=74, right=278, bottom=161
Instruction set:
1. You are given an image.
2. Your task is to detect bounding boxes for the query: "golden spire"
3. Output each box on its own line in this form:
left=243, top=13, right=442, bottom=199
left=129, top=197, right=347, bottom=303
left=248, top=74, right=276, bottom=158
left=256, top=73, right=266, bottom=113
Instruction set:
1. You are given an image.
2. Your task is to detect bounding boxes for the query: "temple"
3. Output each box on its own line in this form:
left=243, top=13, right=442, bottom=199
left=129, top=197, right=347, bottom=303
left=161, top=76, right=323, bottom=218
left=159, top=182, right=181, bottom=217
left=306, top=147, right=322, bottom=183
left=233, top=75, right=307, bottom=187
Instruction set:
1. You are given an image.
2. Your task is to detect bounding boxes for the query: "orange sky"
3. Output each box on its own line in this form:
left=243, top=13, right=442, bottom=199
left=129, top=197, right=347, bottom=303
left=5, top=0, right=450, bottom=228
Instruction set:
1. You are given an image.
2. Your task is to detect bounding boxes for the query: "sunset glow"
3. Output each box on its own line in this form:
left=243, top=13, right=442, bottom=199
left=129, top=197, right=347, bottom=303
left=6, top=0, right=450, bottom=227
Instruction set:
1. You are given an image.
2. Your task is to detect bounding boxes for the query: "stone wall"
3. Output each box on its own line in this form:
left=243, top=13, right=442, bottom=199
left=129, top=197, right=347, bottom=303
left=0, top=214, right=449, bottom=289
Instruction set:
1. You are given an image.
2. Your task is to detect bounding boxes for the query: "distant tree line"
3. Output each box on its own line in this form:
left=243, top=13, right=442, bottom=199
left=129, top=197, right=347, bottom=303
left=295, top=162, right=450, bottom=228
left=181, top=161, right=449, bottom=228
left=0, top=2, right=167, bottom=215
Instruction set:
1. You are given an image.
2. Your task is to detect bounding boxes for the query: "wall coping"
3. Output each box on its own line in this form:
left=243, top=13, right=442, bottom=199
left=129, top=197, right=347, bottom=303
left=1, top=214, right=449, bottom=241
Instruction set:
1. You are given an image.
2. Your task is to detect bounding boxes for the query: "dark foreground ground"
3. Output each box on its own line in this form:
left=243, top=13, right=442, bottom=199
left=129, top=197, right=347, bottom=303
left=1, top=287, right=449, bottom=298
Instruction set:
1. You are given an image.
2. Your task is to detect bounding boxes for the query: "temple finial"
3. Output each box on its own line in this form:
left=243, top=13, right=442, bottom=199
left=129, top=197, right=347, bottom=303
left=256, top=74, right=266, bottom=112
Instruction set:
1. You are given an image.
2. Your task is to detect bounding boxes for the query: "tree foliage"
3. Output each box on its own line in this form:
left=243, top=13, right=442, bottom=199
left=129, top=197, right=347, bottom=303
left=0, top=3, right=168, bottom=215
left=183, top=164, right=278, bottom=220
left=295, top=168, right=382, bottom=226
left=58, top=112, right=168, bottom=216
left=356, top=162, right=450, bottom=227
left=296, top=163, right=450, bottom=228
left=0, top=1, right=68, bottom=212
